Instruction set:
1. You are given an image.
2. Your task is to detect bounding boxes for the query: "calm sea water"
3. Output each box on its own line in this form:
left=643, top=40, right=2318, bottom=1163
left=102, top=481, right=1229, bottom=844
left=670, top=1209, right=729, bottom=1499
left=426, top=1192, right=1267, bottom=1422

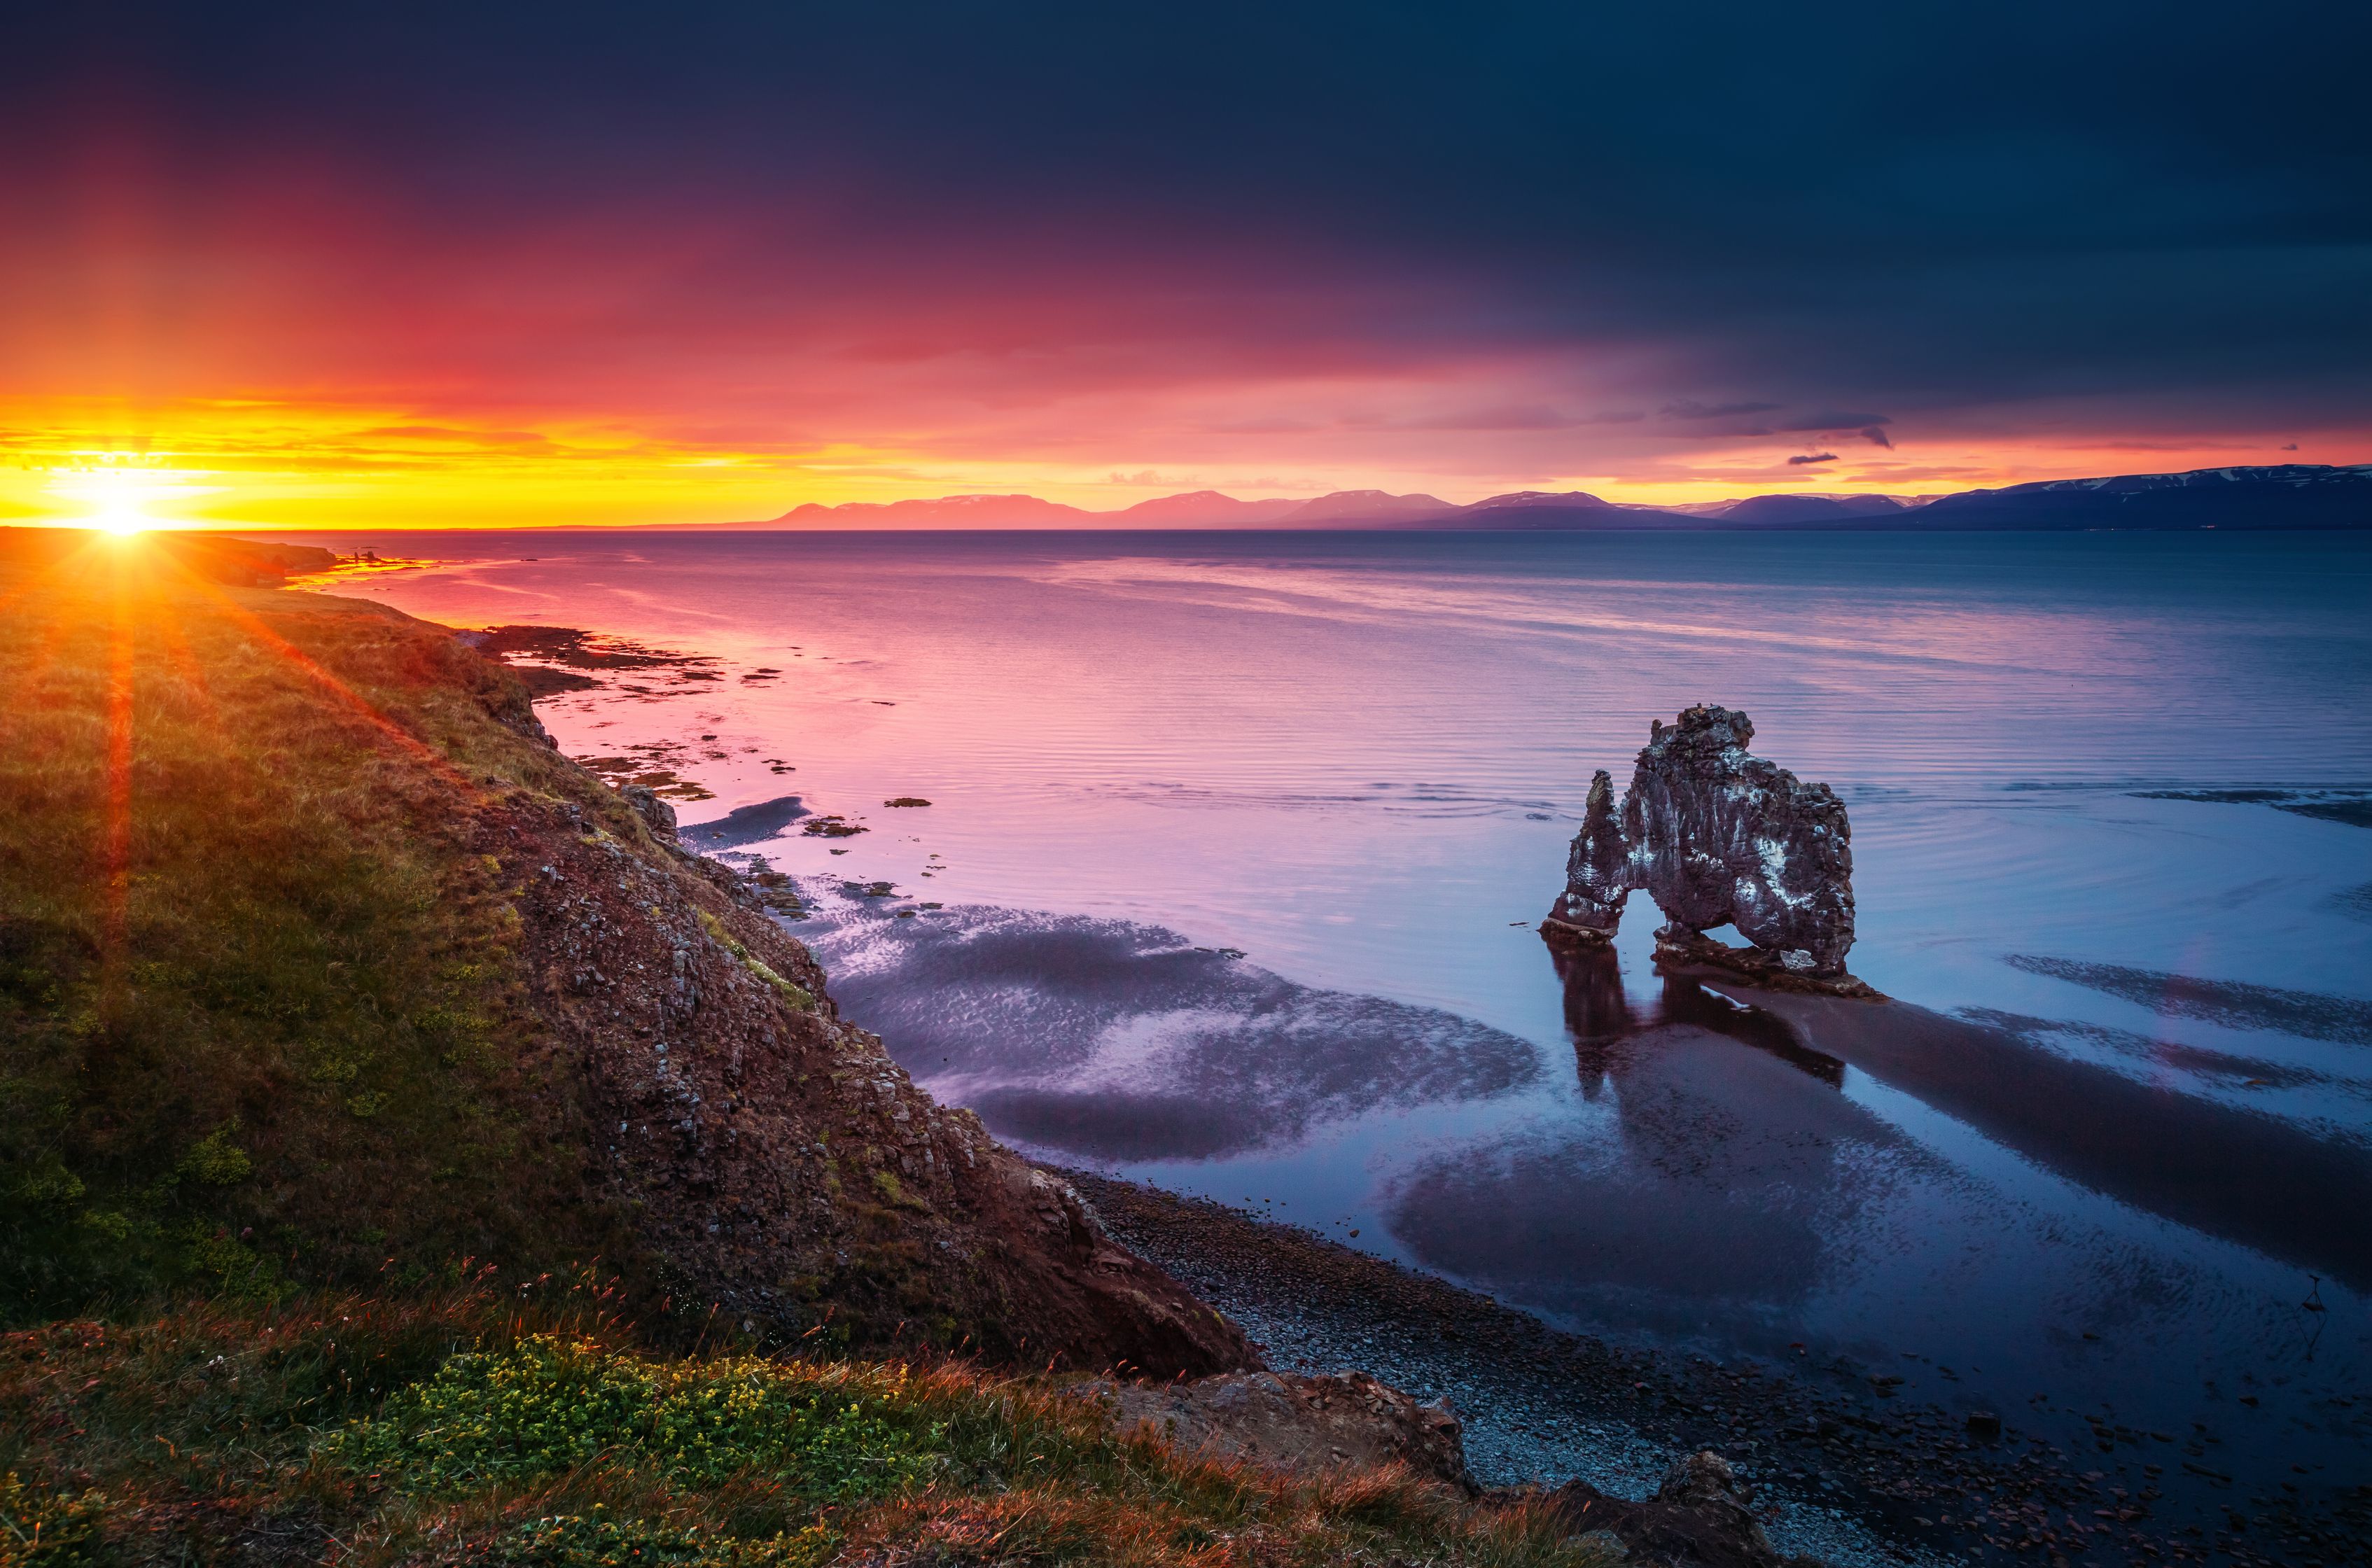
left=313, top=528, right=2372, bottom=1497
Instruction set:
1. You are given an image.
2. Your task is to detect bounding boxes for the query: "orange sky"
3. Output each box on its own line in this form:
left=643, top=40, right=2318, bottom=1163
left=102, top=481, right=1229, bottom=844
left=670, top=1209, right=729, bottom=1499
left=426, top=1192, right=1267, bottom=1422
left=9, top=386, right=2352, bottom=533
left=4, top=31, right=2361, bottom=533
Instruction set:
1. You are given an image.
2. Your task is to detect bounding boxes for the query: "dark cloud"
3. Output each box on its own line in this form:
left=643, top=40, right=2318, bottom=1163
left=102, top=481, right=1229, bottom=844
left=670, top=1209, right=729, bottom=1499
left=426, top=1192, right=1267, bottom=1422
left=3, top=0, right=2367, bottom=447
left=1779, top=412, right=1890, bottom=431
left=1775, top=412, right=1899, bottom=450
left=1787, top=452, right=1839, bottom=464
left=1398, top=403, right=1582, bottom=431
left=1659, top=399, right=1783, bottom=420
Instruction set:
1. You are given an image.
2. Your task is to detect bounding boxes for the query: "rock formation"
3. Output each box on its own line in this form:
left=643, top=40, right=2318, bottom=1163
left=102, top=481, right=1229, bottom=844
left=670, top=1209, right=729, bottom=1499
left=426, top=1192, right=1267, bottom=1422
left=1550, top=769, right=1629, bottom=936
left=1627, top=705, right=1857, bottom=976
left=1547, top=705, right=1867, bottom=995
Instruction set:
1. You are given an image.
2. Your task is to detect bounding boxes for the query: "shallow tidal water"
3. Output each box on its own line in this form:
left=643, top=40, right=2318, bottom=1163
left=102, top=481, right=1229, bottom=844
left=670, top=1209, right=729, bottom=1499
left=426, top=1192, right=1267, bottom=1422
left=312, top=528, right=2372, bottom=1507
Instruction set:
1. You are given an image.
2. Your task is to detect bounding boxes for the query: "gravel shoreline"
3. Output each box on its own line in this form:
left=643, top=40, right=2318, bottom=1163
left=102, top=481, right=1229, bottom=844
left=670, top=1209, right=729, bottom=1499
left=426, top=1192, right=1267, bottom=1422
left=1059, top=1169, right=2368, bottom=1568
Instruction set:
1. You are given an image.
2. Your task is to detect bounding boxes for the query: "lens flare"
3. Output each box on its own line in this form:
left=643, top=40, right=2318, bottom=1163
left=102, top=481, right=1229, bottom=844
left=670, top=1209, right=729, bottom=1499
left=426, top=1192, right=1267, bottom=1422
left=48, top=468, right=208, bottom=534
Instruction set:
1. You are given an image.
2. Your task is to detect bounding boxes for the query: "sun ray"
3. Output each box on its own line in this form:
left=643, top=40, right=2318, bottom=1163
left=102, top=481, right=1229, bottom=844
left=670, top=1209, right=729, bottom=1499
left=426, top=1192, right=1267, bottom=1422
left=152, top=606, right=228, bottom=735
left=0, top=528, right=120, bottom=627
left=159, top=560, right=490, bottom=799
left=99, top=561, right=137, bottom=1011
left=2, top=537, right=487, bottom=1030
left=0, top=549, right=126, bottom=742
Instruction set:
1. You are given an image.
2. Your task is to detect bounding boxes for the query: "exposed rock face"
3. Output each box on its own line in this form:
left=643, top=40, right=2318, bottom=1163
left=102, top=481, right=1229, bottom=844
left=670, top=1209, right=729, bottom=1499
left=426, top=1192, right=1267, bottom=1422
left=1090, top=1369, right=1472, bottom=1491
left=436, top=638, right=1252, bottom=1379
left=619, top=783, right=680, bottom=841
left=1548, top=706, right=1862, bottom=991
left=492, top=782, right=1254, bottom=1377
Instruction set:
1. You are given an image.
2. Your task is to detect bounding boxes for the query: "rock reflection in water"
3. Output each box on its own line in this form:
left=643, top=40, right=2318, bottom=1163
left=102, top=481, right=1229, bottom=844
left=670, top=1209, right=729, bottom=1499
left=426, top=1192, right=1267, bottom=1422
left=1551, top=938, right=1843, bottom=1091
left=1393, top=941, right=1896, bottom=1317
left=1396, top=934, right=2372, bottom=1345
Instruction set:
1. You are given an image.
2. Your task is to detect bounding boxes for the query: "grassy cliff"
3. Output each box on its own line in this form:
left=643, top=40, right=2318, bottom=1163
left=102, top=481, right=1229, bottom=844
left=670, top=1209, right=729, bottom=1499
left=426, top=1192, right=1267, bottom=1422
left=0, top=531, right=1245, bottom=1374
left=0, top=532, right=1605, bottom=1567
left=1, top=531, right=630, bottom=1315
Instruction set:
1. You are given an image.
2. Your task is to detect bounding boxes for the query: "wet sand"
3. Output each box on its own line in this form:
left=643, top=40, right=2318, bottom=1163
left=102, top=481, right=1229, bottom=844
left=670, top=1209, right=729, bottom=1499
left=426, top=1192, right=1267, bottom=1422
left=1727, top=978, right=2372, bottom=1293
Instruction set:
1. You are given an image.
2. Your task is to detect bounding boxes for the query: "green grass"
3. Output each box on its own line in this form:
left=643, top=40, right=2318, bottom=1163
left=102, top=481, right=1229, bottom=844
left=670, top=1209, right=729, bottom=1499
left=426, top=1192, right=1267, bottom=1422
left=0, top=1283, right=1608, bottom=1568
left=0, top=540, right=646, bottom=1322
left=696, top=911, right=814, bottom=1010
left=490, top=1508, right=838, bottom=1567
left=330, top=1334, right=942, bottom=1497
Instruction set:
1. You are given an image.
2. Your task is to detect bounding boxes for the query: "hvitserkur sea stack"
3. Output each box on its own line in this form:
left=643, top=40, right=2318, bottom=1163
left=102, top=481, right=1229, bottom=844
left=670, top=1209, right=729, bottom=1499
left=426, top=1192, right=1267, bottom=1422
left=1546, top=705, right=1871, bottom=995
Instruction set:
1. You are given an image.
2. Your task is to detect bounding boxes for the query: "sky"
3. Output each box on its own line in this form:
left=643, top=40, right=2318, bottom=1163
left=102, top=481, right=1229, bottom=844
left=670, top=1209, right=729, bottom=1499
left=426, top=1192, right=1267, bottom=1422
left=4, top=0, right=2368, bottom=528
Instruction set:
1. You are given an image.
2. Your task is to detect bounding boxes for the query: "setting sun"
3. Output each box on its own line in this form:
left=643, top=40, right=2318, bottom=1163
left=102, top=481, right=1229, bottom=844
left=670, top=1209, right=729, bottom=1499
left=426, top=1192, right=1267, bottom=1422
left=45, top=466, right=207, bottom=534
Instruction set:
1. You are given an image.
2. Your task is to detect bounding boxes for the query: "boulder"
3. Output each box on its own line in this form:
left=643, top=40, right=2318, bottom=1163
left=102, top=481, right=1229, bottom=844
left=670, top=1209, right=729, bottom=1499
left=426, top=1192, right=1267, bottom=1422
left=1532, top=1450, right=1820, bottom=1568
left=620, top=783, right=679, bottom=841
left=1090, top=1368, right=1472, bottom=1491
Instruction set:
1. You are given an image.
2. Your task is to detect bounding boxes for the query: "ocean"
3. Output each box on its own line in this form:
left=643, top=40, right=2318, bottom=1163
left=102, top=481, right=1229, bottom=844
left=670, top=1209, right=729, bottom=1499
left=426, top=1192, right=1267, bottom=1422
left=307, top=526, right=2372, bottom=1502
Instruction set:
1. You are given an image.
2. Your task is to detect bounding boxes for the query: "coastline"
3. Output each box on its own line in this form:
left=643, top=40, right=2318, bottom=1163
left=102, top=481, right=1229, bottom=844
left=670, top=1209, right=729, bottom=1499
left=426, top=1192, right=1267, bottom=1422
left=3, top=544, right=1617, bottom=1568
left=330, top=580, right=2372, bottom=1568
left=1057, top=1170, right=2370, bottom=1568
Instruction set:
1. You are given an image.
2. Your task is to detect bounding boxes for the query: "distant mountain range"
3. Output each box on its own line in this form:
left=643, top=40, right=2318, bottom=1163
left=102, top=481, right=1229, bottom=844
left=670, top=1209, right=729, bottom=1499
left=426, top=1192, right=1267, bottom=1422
left=751, top=464, right=2371, bottom=531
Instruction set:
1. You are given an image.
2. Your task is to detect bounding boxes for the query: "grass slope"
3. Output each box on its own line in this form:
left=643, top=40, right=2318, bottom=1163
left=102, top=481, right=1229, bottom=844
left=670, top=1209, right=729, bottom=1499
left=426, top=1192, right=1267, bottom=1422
left=0, top=534, right=640, bottom=1320
left=0, top=1281, right=1600, bottom=1567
